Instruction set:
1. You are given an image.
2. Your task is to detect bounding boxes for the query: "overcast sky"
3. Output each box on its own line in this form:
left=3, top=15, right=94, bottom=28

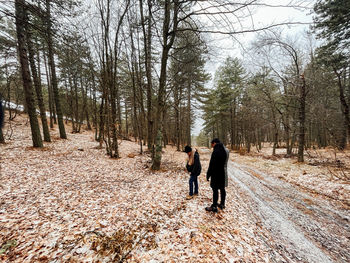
left=192, top=0, right=316, bottom=136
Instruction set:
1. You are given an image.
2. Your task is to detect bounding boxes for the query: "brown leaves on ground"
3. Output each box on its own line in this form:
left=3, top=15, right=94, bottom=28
left=1, top=115, right=349, bottom=262
left=1, top=116, right=279, bottom=262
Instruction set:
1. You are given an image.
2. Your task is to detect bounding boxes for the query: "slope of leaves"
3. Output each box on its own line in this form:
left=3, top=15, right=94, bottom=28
left=0, top=114, right=285, bottom=262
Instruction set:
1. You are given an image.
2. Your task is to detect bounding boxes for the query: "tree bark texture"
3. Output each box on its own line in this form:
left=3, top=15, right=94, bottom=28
left=46, top=0, right=66, bottom=139
left=298, top=75, right=306, bottom=162
left=336, top=70, right=350, bottom=149
left=152, top=0, right=179, bottom=170
left=25, top=22, right=51, bottom=142
left=15, top=0, right=43, bottom=147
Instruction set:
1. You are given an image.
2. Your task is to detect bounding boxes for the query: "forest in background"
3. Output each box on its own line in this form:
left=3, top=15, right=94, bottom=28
left=0, top=0, right=349, bottom=168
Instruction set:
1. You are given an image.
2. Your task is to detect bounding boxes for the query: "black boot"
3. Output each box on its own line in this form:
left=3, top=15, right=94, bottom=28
left=205, top=205, right=218, bottom=212
left=218, top=203, right=225, bottom=210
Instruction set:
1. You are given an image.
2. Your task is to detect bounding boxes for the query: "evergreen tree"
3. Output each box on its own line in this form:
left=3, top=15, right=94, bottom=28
left=202, top=57, right=245, bottom=148
left=15, top=0, right=43, bottom=147
left=169, top=28, right=209, bottom=149
left=314, top=0, right=350, bottom=53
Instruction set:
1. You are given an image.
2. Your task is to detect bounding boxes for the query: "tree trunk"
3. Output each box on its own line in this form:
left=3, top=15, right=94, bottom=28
left=15, top=0, right=43, bottom=147
left=98, top=96, right=105, bottom=148
left=137, top=53, right=146, bottom=148
left=0, top=96, right=4, bottom=142
left=186, top=81, right=191, bottom=146
left=152, top=43, right=170, bottom=169
left=285, top=120, right=292, bottom=155
left=5, top=57, right=15, bottom=121
left=233, top=98, right=237, bottom=148
left=68, top=76, right=76, bottom=132
left=162, top=107, right=168, bottom=148
left=273, top=130, right=278, bottom=155
left=140, top=0, right=154, bottom=151
left=74, top=76, right=80, bottom=132
left=230, top=101, right=234, bottom=149
left=46, top=0, right=66, bottom=139
left=152, top=0, right=179, bottom=170
left=84, top=82, right=91, bottom=130
left=130, top=57, right=141, bottom=151
left=130, top=24, right=144, bottom=152
left=298, top=75, right=306, bottom=162
left=89, top=61, right=98, bottom=138
left=109, top=76, right=119, bottom=158
left=125, top=100, right=129, bottom=137
left=43, top=50, right=54, bottom=128
left=0, top=127, right=4, bottom=143
left=336, top=70, right=350, bottom=149
left=174, top=83, right=180, bottom=151
left=26, top=23, right=51, bottom=142
left=151, top=129, right=162, bottom=170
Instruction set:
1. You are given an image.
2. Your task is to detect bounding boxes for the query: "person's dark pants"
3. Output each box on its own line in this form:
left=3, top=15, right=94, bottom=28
left=189, top=175, right=198, bottom=196
left=212, top=187, right=226, bottom=207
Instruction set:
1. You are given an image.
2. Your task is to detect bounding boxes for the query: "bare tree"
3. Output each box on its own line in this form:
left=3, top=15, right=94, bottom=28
left=253, top=32, right=308, bottom=161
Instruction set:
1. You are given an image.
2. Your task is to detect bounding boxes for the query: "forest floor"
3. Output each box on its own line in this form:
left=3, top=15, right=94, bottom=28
left=0, top=113, right=349, bottom=262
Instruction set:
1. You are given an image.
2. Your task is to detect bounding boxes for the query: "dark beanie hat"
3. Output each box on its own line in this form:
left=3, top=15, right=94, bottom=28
left=184, top=145, right=192, bottom=153
left=211, top=138, right=220, bottom=144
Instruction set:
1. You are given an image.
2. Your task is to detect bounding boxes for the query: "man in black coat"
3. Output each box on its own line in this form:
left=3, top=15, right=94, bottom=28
left=206, top=138, right=228, bottom=212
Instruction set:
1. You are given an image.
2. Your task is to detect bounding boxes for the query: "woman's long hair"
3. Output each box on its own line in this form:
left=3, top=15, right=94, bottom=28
left=188, top=149, right=195, bottom=165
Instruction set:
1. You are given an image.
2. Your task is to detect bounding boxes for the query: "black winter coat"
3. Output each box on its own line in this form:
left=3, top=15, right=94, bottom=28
left=206, top=143, right=227, bottom=189
left=186, top=151, right=202, bottom=176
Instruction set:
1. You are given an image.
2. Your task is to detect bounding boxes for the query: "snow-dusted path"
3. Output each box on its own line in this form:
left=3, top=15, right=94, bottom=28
left=229, top=162, right=350, bottom=263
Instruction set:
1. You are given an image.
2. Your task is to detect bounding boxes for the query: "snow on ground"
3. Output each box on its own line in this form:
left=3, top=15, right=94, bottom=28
left=0, top=114, right=349, bottom=262
left=231, top=147, right=350, bottom=206
left=229, top=163, right=349, bottom=262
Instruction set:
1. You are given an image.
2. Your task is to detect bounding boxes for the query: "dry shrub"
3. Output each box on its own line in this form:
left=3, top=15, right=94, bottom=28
left=238, top=148, right=246, bottom=155
left=65, top=224, right=160, bottom=261
left=90, top=229, right=136, bottom=259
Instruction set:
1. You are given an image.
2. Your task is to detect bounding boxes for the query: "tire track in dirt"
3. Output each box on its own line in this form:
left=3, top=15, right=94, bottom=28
left=229, top=162, right=350, bottom=263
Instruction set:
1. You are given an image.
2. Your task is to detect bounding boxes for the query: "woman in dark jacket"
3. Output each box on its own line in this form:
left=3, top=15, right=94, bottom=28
left=184, top=145, right=201, bottom=200
left=206, top=138, right=228, bottom=212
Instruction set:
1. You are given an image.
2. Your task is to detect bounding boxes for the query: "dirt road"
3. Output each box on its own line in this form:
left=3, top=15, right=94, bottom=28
left=229, top=162, right=350, bottom=263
